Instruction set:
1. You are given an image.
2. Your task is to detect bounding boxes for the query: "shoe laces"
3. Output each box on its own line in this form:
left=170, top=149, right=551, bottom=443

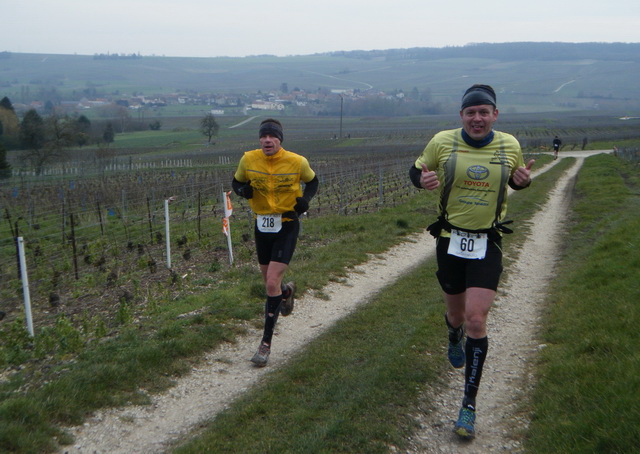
left=450, top=341, right=464, bottom=355
left=459, top=408, right=475, bottom=425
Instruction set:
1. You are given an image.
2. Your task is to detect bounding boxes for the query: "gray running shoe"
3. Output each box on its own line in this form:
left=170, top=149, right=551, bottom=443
left=280, top=282, right=296, bottom=316
left=251, top=343, right=270, bottom=367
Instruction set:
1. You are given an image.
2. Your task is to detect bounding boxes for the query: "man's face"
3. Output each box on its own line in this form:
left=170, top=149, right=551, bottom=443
left=260, top=134, right=281, bottom=156
left=460, top=105, right=498, bottom=141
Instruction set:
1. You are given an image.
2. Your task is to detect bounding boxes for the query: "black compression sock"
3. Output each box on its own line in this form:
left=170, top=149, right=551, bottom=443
left=261, top=294, right=283, bottom=345
left=463, top=336, right=488, bottom=410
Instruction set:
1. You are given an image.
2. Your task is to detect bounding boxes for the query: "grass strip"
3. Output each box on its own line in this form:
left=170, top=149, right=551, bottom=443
left=524, top=154, right=640, bottom=453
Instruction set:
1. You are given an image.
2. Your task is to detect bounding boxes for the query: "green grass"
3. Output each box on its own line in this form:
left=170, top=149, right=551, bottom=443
left=524, top=154, right=640, bottom=453
left=109, top=129, right=203, bottom=148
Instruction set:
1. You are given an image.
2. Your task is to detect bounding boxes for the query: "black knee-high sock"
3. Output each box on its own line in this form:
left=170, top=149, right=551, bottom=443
left=463, top=336, right=488, bottom=411
left=261, top=294, right=282, bottom=345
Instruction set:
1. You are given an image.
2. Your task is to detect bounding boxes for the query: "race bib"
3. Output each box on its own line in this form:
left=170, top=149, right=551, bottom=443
left=257, top=214, right=282, bottom=233
left=448, top=229, right=488, bottom=259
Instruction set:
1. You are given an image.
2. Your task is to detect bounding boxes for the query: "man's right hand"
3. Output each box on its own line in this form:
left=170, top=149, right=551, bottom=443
left=237, top=183, right=253, bottom=199
left=420, top=164, right=440, bottom=190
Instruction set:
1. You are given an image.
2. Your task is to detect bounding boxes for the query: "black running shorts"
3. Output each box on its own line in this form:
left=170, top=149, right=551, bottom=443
left=435, top=236, right=503, bottom=294
left=254, top=219, right=300, bottom=265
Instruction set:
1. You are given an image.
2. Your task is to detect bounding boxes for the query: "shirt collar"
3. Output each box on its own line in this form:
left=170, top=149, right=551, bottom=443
left=461, top=129, right=495, bottom=148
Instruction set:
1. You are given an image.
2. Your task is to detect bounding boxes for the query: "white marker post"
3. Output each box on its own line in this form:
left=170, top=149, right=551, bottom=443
left=222, top=191, right=234, bottom=265
left=164, top=199, right=172, bottom=269
left=17, top=237, right=34, bottom=337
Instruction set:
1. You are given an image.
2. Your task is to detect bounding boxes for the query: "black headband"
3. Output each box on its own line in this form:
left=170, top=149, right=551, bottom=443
left=461, top=84, right=497, bottom=110
left=259, top=122, right=283, bottom=142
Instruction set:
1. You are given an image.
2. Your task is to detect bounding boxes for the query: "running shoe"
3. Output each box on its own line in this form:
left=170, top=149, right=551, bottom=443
left=280, top=282, right=296, bottom=316
left=448, top=339, right=465, bottom=368
left=454, top=407, right=476, bottom=440
left=251, top=343, right=270, bottom=367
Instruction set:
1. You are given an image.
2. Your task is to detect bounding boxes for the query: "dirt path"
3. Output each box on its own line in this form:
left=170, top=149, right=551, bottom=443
left=61, top=151, right=607, bottom=454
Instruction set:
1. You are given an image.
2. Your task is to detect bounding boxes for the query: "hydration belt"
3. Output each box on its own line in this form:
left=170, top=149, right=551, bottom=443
left=426, top=215, right=513, bottom=242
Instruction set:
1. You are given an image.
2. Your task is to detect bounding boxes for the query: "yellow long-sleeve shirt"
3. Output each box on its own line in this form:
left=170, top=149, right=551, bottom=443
left=234, top=147, right=316, bottom=218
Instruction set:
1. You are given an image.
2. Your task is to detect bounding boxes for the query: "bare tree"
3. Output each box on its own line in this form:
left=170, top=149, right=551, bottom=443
left=200, top=112, right=219, bottom=144
left=116, top=106, right=131, bottom=133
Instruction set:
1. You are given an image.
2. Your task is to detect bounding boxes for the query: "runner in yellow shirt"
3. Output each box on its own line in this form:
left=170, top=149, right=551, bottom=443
left=232, top=118, right=319, bottom=367
left=410, top=84, right=534, bottom=440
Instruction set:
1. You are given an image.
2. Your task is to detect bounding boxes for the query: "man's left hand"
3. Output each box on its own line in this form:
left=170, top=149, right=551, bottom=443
left=294, top=197, right=309, bottom=215
left=513, top=159, right=535, bottom=187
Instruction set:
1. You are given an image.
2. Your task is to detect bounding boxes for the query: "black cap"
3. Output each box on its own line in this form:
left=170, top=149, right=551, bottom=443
left=259, top=119, right=283, bottom=142
left=461, top=84, right=497, bottom=110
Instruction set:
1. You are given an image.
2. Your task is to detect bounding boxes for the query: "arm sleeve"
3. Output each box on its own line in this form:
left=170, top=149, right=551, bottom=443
left=508, top=177, right=531, bottom=190
left=409, top=165, right=423, bottom=189
left=302, top=176, right=319, bottom=201
left=232, top=177, right=246, bottom=196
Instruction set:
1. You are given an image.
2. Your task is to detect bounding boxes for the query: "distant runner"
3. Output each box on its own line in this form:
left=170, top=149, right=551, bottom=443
left=553, top=135, right=562, bottom=160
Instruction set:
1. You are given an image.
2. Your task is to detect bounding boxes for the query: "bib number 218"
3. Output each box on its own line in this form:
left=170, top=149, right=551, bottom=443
left=257, top=214, right=282, bottom=233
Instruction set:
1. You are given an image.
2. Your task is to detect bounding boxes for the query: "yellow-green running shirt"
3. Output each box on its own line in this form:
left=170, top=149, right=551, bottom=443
left=414, top=128, right=524, bottom=233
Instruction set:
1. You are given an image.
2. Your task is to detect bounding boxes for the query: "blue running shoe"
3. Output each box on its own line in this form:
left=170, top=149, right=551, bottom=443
left=454, top=407, right=476, bottom=440
left=448, top=339, right=465, bottom=368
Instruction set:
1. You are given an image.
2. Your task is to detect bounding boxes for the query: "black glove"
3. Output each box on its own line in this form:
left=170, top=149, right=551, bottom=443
left=237, top=183, right=253, bottom=199
left=294, top=197, right=309, bottom=215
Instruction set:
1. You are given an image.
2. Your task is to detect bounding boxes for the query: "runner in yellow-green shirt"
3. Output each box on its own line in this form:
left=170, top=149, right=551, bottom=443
left=232, top=118, right=319, bottom=367
left=409, top=84, right=534, bottom=440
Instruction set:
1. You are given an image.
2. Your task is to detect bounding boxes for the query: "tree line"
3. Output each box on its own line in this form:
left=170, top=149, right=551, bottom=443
left=0, top=96, right=221, bottom=177
left=0, top=97, right=122, bottom=175
left=329, top=42, right=640, bottom=63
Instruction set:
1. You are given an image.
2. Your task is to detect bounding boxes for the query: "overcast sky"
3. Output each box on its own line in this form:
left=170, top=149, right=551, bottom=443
left=3, top=0, right=639, bottom=58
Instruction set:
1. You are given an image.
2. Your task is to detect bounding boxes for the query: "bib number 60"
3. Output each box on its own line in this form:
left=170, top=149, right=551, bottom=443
left=448, top=229, right=487, bottom=259
left=460, top=237, right=475, bottom=252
